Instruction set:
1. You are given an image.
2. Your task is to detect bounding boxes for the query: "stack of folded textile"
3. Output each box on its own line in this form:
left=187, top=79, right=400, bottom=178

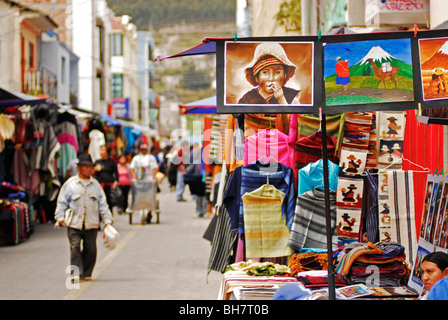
left=335, top=241, right=410, bottom=287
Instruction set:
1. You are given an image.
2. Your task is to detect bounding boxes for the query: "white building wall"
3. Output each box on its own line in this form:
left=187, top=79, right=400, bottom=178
left=72, top=0, right=111, bottom=113
left=0, top=2, right=21, bottom=92
left=72, top=0, right=93, bottom=110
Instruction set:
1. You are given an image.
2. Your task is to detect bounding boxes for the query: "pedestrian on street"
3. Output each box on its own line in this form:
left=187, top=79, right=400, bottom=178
left=129, top=143, right=160, bottom=223
left=129, top=143, right=159, bottom=180
left=117, top=154, right=132, bottom=214
left=175, top=140, right=190, bottom=202
left=94, top=145, right=119, bottom=210
left=54, top=153, right=113, bottom=282
left=184, top=143, right=207, bottom=217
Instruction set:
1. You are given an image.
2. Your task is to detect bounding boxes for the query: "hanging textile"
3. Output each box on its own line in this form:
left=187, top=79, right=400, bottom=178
left=223, top=161, right=296, bottom=235
left=297, top=113, right=345, bottom=150
left=336, top=112, right=374, bottom=248
left=242, top=184, right=291, bottom=258
left=382, top=170, right=417, bottom=267
left=297, top=159, right=339, bottom=196
left=294, top=131, right=339, bottom=171
left=244, top=114, right=290, bottom=138
left=207, top=168, right=238, bottom=274
left=402, top=109, right=445, bottom=233
left=55, top=111, right=79, bottom=180
left=377, top=111, right=406, bottom=170
left=244, top=114, right=298, bottom=169
left=288, top=187, right=337, bottom=252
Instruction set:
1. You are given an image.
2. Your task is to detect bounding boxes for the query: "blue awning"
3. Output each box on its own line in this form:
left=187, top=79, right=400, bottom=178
left=179, top=96, right=216, bottom=114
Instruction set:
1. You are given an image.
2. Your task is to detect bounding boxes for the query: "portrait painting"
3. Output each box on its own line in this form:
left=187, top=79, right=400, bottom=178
left=323, top=38, right=414, bottom=107
left=223, top=41, right=314, bottom=111
left=419, top=37, right=448, bottom=101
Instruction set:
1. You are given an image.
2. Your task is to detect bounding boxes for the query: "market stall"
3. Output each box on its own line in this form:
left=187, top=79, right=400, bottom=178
left=158, top=27, right=448, bottom=300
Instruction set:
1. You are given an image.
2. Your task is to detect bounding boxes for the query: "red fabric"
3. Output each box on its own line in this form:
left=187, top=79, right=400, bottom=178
left=403, top=110, right=445, bottom=241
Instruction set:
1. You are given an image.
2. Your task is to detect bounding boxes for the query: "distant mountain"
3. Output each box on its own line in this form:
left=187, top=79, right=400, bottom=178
left=422, top=41, right=448, bottom=70
left=347, top=46, right=413, bottom=78
left=106, top=0, right=236, bottom=30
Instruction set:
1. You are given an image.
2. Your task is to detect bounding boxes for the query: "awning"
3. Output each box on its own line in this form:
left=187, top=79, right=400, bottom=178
left=0, top=87, right=46, bottom=106
left=178, top=96, right=217, bottom=114
left=156, top=39, right=217, bottom=61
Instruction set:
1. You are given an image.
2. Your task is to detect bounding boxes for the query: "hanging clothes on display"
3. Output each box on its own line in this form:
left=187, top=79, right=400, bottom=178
left=242, top=184, right=291, bottom=258
left=224, top=161, right=296, bottom=234
left=297, top=159, right=339, bottom=196
left=288, top=187, right=337, bottom=253
left=244, top=114, right=298, bottom=170
left=55, top=111, right=79, bottom=180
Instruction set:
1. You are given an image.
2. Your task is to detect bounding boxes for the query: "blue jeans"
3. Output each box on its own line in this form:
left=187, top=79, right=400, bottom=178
left=195, top=195, right=208, bottom=217
left=176, top=171, right=185, bottom=200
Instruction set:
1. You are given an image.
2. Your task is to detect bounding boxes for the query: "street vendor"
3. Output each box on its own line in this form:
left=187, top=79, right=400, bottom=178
left=129, top=143, right=159, bottom=180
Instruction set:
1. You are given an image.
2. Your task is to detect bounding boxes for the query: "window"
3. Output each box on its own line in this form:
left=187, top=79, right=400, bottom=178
left=61, top=56, right=66, bottom=84
left=112, top=73, right=123, bottom=98
left=29, top=42, right=34, bottom=69
left=112, top=33, right=123, bottom=56
left=97, top=72, right=105, bottom=101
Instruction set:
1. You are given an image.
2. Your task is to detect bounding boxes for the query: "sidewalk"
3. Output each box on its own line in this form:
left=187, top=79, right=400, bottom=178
left=0, top=180, right=223, bottom=300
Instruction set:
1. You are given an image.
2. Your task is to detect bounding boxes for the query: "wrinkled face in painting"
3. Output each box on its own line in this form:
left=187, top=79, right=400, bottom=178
left=255, top=64, right=286, bottom=96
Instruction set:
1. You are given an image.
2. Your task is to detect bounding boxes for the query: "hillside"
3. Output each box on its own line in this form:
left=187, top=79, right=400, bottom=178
left=106, top=0, right=236, bottom=30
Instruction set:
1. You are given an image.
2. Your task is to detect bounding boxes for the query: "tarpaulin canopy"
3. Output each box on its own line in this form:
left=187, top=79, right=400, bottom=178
left=0, top=87, right=46, bottom=106
left=178, top=96, right=217, bottom=114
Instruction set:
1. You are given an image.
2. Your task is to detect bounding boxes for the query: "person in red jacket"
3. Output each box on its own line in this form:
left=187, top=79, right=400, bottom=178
left=336, top=57, right=350, bottom=91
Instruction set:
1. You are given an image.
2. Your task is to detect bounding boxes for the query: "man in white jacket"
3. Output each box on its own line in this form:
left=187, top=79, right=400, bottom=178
left=55, top=153, right=113, bottom=282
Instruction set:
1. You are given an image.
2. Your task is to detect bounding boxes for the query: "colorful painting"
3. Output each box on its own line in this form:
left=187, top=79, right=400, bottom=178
left=419, top=37, right=448, bottom=101
left=324, top=38, right=414, bottom=106
left=223, top=41, right=314, bottom=110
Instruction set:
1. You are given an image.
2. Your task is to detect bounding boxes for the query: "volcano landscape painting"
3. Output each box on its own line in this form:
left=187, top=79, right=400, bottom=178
left=419, top=37, right=448, bottom=101
left=324, top=38, right=414, bottom=106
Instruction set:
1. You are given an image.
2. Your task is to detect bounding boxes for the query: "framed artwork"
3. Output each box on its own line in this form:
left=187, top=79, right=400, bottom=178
left=216, top=39, right=320, bottom=113
left=323, top=37, right=415, bottom=112
left=419, top=37, right=448, bottom=101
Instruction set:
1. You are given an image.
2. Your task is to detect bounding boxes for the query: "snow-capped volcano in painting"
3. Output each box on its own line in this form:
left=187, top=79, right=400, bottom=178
left=324, top=38, right=414, bottom=107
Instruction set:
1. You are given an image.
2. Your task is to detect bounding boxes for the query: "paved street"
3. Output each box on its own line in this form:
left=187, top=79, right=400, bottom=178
left=0, top=180, right=223, bottom=300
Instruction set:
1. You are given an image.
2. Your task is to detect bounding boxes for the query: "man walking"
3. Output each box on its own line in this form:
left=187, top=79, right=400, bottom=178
left=55, top=153, right=113, bottom=282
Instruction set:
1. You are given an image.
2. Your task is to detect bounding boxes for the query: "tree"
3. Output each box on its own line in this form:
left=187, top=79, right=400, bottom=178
left=275, top=0, right=302, bottom=34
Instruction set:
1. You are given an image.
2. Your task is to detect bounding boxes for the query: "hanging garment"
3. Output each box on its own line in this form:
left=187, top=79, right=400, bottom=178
left=385, top=171, right=417, bottom=267
left=244, top=114, right=298, bottom=170
left=288, top=187, right=337, bottom=252
left=244, top=114, right=290, bottom=138
left=242, top=184, right=291, bottom=258
left=294, top=131, right=339, bottom=170
left=207, top=171, right=238, bottom=274
left=363, top=171, right=379, bottom=243
left=224, top=161, right=296, bottom=235
left=88, top=129, right=106, bottom=163
left=297, top=159, right=339, bottom=196
left=244, top=129, right=295, bottom=170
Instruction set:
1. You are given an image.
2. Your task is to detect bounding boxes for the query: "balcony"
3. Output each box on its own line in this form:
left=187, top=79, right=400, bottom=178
left=23, top=67, right=57, bottom=100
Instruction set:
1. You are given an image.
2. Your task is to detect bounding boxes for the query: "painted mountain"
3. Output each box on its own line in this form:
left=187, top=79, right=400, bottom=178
left=349, top=46, right=413, bottom=78
left=421, top=40, right=448, bottom=69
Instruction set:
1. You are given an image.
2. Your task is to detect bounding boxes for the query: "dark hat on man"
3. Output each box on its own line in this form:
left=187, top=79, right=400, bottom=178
left=77, top=153, right=94, bottom=166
